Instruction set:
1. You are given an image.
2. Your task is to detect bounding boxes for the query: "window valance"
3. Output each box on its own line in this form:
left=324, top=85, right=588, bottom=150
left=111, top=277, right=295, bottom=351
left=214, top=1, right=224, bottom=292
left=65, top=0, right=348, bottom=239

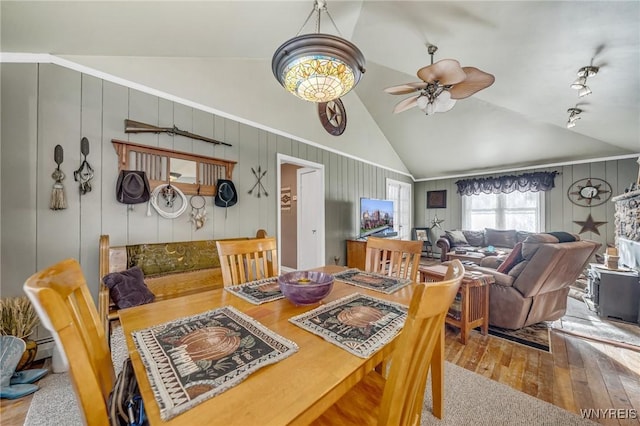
left=456, top=171, right=558, bottom=196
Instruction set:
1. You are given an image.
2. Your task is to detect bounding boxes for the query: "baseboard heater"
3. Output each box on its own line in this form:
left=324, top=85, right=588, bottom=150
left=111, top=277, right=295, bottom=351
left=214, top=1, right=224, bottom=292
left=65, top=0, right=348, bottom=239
left=34, top=336, right=56, bottom=361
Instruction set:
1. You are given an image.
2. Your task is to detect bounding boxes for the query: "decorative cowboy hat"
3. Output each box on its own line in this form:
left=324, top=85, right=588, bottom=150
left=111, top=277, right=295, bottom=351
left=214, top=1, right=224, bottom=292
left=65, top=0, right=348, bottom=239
left=116, top=170, right=151, bottom=204
left=214, top=180, right=237, bottom=219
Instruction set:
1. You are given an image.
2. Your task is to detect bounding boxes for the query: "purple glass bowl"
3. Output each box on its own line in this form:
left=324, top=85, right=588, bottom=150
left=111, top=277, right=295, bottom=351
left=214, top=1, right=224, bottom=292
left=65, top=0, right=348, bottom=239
left=278, top=271, right=334, bottom=305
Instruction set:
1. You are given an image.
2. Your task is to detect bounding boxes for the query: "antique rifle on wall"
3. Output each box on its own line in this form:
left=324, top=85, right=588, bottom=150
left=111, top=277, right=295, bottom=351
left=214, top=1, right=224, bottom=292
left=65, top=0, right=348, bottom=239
left=124, top=119, right=232, bottom=147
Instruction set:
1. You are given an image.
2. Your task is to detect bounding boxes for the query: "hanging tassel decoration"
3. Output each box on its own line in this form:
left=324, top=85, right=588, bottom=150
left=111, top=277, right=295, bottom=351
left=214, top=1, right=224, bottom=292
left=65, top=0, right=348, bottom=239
left=50, top=145, right=67, bottom=210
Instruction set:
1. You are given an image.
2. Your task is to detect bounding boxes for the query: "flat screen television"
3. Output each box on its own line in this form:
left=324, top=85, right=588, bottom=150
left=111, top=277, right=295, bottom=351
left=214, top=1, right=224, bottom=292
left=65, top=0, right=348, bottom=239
left=360, top=198, right=395, bottom=238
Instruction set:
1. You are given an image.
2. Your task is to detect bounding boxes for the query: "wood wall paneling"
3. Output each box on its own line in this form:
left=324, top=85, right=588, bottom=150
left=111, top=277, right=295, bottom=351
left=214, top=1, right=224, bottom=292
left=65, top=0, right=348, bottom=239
left=36, top=64, right=81, bottom=270
left=79, top=74, right=103, bottom=300
left=0, top=64, right=38, bottom=297
left=3, top=62, right=635, bottom=306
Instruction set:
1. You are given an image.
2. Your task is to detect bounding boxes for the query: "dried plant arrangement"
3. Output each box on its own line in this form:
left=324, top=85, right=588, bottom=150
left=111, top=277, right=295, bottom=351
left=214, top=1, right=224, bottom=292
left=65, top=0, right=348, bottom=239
left=0, top=296, right=40, bottom=339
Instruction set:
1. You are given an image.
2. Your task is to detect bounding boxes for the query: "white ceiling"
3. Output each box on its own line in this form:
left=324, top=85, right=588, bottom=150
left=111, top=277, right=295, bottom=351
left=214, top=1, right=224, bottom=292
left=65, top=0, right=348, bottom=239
left=2, top=0, right=639, bottom=180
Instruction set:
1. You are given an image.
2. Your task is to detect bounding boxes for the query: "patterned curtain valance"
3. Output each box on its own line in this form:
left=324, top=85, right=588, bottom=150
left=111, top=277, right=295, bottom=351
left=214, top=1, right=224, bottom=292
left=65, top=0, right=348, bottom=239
left=456, top=171, right=558, bottom=196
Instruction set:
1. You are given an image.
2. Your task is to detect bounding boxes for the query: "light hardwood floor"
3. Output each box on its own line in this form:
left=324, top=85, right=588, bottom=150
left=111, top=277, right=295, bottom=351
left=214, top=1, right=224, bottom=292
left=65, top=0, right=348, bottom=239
left=1, top=327, right=638, bottom=425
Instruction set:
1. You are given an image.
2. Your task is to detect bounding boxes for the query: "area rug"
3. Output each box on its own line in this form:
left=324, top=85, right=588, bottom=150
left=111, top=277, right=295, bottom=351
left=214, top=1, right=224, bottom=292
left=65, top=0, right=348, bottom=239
left=488, top=322, right=552, bottom=353
left=333, top=268, right=412, bottom=294
left=24, top=361, right=596, bottom=426
left=132, top=306, right=298, bottom=421
left=224, top=276, right=283, bottom=304
left=553, top=295, right=640, bottom=350
left=289, top=293, right=408, bottom=358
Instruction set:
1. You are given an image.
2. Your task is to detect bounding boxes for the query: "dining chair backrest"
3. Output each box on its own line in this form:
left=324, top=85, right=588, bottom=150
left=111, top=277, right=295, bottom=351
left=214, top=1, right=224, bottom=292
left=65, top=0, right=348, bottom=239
left=23, top=258, right=114, bottom=426
left=365, top=236, right=423, bottom=281
left=216, top=237, right=279, bottom=286
left=379, top=259, right=464, bottom=425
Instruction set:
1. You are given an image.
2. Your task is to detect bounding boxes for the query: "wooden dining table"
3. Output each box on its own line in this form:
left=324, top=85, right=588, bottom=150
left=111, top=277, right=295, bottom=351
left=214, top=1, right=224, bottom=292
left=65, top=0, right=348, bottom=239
left=118, top=265, right=439, bottom=425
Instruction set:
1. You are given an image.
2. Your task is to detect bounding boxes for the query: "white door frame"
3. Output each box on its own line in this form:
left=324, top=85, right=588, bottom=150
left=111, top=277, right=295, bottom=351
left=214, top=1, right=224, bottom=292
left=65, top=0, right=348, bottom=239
left=277, top=153, right=325, bottom=271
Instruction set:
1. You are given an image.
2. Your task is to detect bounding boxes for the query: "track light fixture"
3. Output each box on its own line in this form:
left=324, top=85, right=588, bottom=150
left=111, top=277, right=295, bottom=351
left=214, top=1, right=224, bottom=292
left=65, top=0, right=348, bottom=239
left=566, top=107, right=583, bottom=129
left=570, top=66, right=598, bottom=97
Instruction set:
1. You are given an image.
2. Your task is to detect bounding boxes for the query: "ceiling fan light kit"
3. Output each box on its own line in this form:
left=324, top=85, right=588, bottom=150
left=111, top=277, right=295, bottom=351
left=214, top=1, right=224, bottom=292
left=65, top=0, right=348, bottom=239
left=385, top=44, right=495, bottom=115
left=271, top=0, right=365, bottom=103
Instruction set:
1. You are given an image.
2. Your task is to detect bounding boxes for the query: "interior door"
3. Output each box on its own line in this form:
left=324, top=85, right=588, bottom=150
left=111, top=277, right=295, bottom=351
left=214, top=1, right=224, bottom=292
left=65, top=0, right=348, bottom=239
left=297, top=167, right=323, bottom=269
left=387, top=179, right=412, bottom=240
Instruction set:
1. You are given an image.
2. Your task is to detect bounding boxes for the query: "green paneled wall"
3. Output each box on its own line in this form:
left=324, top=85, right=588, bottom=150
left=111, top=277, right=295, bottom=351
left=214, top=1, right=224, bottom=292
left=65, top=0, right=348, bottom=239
left=0, top=63, right=412, bottom=303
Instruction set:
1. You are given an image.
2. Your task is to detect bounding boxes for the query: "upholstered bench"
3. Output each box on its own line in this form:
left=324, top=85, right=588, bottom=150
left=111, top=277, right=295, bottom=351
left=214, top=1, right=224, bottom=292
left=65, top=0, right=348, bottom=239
left=98, top=231, right=265, bottom=336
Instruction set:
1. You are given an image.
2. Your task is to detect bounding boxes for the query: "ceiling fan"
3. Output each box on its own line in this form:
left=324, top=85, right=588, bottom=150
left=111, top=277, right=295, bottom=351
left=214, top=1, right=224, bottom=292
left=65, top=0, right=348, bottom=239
left=385, top=45, right=495, bottom=115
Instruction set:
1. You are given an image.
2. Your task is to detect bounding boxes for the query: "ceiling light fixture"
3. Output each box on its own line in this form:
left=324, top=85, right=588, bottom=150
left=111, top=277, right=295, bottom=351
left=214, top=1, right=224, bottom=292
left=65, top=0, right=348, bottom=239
left=384, top=45, right=494, bottom=115
left=570, top=66, right=598, bottom=98
left=271, top=0, right=366, bottom=103
left=566, top=107, right=582, bottom=129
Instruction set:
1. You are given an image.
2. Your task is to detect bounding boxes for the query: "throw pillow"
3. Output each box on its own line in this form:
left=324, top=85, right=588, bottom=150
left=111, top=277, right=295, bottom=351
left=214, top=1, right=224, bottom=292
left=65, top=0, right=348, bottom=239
left=463, top=230, right=485, bottom=247
left=445, top=230, right=469, bottom=247
left=485, top=228, right=517, bottom=249
left=102, top=266, right=155, bottom=309
left=496, top=242, right=523, bottom=274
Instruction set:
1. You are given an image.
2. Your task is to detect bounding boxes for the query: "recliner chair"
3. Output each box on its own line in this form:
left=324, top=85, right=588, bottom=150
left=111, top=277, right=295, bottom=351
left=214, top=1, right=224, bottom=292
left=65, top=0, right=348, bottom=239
left=472, top=233, right=600, bottom=330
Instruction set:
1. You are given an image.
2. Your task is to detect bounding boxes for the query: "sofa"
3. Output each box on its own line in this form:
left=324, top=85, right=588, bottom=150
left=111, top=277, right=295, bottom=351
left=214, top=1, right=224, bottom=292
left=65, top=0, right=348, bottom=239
left=436, top=228, right=533, bottom=262
left=469, top=233, right=601, bottom=329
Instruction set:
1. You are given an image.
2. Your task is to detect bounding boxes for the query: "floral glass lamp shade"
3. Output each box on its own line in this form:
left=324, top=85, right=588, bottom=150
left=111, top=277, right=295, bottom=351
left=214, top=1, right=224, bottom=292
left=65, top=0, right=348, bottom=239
left=271, top=1, right=366, bottom=103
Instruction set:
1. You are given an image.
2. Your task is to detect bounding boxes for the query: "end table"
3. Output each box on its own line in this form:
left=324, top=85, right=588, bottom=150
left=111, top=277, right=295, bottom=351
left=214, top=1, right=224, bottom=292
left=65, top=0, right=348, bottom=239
left=419, top=264, right=493, bottom=344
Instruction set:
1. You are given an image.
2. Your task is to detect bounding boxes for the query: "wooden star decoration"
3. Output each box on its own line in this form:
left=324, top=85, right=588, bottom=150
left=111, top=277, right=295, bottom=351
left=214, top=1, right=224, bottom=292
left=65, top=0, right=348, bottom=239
left=573, top=214, right=607, bottom=235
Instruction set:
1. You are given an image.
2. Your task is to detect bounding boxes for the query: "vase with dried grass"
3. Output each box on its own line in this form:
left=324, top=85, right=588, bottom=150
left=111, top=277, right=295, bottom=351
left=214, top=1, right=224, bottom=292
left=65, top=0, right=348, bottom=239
left=0, top=296, right=40, bottom=370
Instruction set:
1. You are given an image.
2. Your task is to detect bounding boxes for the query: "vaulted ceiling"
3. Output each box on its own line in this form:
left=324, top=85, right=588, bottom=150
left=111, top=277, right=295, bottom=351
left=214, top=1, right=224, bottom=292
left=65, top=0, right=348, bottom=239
left=2, top=1, right=639, bottom=180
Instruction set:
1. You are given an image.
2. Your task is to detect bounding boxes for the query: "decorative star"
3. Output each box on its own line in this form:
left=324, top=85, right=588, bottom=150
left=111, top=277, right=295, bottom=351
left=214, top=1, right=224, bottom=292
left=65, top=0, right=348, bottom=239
left=573, top=214, right=607, bottom=235
left=326, top=101, right=343, bottom=127
left=431, top=214, right=445, bottom=229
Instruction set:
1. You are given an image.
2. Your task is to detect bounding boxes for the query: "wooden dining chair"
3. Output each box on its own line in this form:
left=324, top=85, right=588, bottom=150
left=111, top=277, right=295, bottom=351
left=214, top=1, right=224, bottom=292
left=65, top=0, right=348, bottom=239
left=365, top=236, right=423, bottom=281
left=216, top=236, right=279, bottom=286
left=312, top=259, right=465, bottom=426
left=23, top=258, right=115, bottom=426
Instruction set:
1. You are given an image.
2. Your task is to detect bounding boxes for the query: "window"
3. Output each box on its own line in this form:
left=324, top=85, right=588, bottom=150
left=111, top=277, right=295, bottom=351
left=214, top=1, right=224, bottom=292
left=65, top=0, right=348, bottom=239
left=461, top=191, right=544, bottom=232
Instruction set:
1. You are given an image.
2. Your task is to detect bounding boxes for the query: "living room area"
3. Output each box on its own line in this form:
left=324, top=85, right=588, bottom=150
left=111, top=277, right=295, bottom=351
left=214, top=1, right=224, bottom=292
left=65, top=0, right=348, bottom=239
left=2, top=1, right=639, bottom=425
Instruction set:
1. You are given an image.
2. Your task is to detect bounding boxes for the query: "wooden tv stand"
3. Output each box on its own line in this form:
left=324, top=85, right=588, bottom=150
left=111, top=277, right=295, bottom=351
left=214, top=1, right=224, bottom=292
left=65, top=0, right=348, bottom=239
left=346, top=239, right=367, bottom=270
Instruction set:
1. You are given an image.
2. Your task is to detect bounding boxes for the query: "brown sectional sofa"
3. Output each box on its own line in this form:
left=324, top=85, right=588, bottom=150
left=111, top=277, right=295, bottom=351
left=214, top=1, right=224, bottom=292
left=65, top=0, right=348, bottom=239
left=436, top=228, right=533, bottom=262
left=470, top=233, right=601, bottom=329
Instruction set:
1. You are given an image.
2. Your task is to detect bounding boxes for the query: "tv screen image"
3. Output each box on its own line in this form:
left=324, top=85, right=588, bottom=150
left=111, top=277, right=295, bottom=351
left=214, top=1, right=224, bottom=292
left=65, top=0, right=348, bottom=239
left=360, top=198, right=394, bottom=237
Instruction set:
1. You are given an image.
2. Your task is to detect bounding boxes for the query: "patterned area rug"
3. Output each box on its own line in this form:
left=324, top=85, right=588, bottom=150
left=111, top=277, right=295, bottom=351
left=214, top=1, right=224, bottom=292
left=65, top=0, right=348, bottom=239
left=289, top=293, right=408, bottom=358
left=332, top=269, right=412, bottom=294
left=225, top=277, right=282, bottom=304
left=488, top=322, right=551, bottom=352
left=132, top=306, right=298, bottom=421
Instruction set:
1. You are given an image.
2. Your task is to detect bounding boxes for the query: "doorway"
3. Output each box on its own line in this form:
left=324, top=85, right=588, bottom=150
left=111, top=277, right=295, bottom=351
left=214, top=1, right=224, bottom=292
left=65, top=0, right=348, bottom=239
left=277, top=154, right=325, bottom=271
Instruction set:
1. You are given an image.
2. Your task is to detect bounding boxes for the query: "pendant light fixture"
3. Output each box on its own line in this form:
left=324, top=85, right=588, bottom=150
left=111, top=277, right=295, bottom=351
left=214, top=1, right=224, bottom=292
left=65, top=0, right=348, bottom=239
left=271, top=0, right=366, bottom=103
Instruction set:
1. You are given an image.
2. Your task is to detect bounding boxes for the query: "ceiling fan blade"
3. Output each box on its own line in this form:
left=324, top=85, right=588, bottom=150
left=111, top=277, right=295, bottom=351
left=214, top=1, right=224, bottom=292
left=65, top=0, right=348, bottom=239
left=393, top=95, right=419, bottom=114
left=417, top=59, right=466, bottom=85
left=384, top=82, right=428, bottom=95
left=449, top=67, right=496, bottom=99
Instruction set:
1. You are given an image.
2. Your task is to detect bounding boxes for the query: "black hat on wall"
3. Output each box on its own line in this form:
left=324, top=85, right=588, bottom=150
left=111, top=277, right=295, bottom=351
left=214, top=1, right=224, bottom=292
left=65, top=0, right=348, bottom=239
left=116, top=170, right=151, bottom=204
left=214, top=179, right=238, bottom=208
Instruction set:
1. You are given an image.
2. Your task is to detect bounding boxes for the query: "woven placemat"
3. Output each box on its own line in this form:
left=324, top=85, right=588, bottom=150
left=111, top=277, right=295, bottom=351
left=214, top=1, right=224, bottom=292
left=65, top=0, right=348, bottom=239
left=225, top=277, right=283, bottom=304
left=289, top=293, right=408, bottom=358
left=132, top=306, right=298, bottom=421
left=333, top=268, right=412, bottom=294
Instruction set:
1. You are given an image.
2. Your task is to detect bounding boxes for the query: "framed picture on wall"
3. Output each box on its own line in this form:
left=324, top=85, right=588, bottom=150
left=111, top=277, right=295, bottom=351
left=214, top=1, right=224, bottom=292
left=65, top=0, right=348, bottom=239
left=427, top=190, right=447, bottom=209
